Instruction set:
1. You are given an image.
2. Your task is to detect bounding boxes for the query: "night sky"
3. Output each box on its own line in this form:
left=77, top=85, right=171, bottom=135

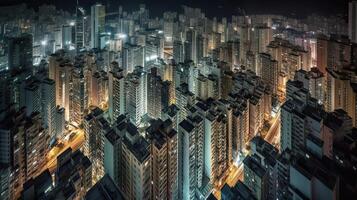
left=0, top=0, right=350, bottom=18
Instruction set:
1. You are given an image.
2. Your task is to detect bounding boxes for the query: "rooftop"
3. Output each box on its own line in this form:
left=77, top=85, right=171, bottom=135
left=243, top=156, right=267, bottom=178
left=123, top=135, right=150, bottom=163
left=179, top=119, right=195, bottom=133
left=85, top=175, right=124, bottom=200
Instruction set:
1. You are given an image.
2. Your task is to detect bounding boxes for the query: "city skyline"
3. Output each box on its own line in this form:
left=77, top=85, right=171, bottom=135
left=0, top=1, right=356, bottom=200
left=0, top=0, right=351, bottom=18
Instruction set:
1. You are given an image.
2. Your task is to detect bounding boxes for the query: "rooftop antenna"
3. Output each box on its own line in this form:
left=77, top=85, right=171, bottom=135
left=76, top=0, right=85, bottom=15
left=76, top=0, right=79, bottom=16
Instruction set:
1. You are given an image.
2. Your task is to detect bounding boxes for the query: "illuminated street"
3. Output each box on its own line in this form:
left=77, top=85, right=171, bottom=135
left=40, top=128, right=85, bottom=174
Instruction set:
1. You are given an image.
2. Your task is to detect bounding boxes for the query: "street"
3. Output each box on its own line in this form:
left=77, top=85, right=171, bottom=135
left=40, top=128, right=85, bottom=174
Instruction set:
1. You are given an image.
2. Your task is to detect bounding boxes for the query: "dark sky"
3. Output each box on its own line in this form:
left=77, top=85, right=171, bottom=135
left=0, top=0, right=350, bottom=18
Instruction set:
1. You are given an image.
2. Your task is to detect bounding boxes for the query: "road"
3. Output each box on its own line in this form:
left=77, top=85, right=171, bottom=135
left=213, top=110, right=281, bottom=199
left=226, top=165, right=244, bottom=187
left=265, top=111, right=281, bottom=149
left=40, top=128, right=85, bottom=174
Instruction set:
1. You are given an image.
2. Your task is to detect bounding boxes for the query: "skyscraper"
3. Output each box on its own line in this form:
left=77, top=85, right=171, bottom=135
left=294, top=68, right=325, bottom=105
left=196, top=34, right=205, bottom=62
left=178, top=118, right=204, bottom=200
left=70, top=68, right=88, bottom=127
left=0, top=165, right=10, bottom=200
left=41, top=78, right=56, bottom=141
left=121, top=44, right=145, bottom=75
left=7, top=34, right=33, bottom=71
left=147, top=67, right=173, bottom=119
left=23, top=80, right=42, bottom=116
left=89, top=71, right=108, bottom=108
left=0, top=109, right=49, bottom=199
left=192, top=100, right=229, bottom=188
left=145, top=37, right=164, bottom=67
left=243, top=156, right=268, bottom=200
left=146, top=119, right=178, bottom=199
left=125, top=66, right=147, bottom=126
left=349, top=1, right=357, bottom=43
left=267, top=38, right=311, bottom=90
left=288, top=154, right=339, bottom=200
left=185, top=28, right=197, bottom=63
left=120, top=122, right=152, bottom=200
left=103, top=114, right=152, bottom=200
left=280, top=79, right=327, bottom=157
left=251, top=24, right=273, bottom=55
left=55, top=106, right=65, bottom=139
left=173, top=40, right=184, bottom=63
left=61, top=25, right=73, bottom=49
left=280, top=99, right=306, bottom=155
left=316, top=35, right=328, bottom=74
left=103, top=124, right=122, bottom=187
left=91, top=4, right=105, bottom=48
left=259, top=53, right=278, bottom=94
left=250, top=136, right=279, bottom=200
left=147, top=68, right=163, bottom=119
left=55, top=148, right=93, bottom=199
left=162, top=104, right=180, bottom=130
left=49, top=54, right=72, bottom=121
left=232, top=100, right=250, bottom=159
left=83, top=107, right=108, bottom=184
left=326, top=67, right=357, bottom=126
left=175, top=83, right=195, bottom=123
left=239, top=24, right=251, bottom=66
left=108, top=68, right=125, bottom=123
left=75, top=6, right=86, bottom=50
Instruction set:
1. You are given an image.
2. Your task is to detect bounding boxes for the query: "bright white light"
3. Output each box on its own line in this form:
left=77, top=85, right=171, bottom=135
left=118, top=33, right=127, bottom=39
left=107, top=32, right=112, bottom=36
left=145, top=55, right=157, bottom=62
left=69, top=21, right=75, bottom=26
left=69, top=45, right=76, bottom=51
left=41, top=40, right=47, bottom=46
left=234, top=152, right=244, bottom=166
left=158, top=30, right=163, bottom=34
left=44, top=186, right=52, bottom=194
left=64, top=134, right=70, bottom=142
